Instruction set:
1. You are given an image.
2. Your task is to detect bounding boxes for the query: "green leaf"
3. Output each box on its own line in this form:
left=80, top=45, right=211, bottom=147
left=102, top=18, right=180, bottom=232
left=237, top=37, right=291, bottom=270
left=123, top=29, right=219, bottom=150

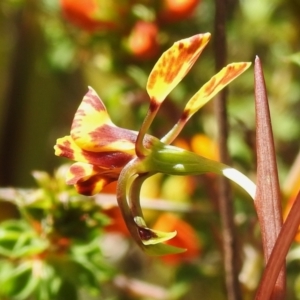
left=0, top=261, right=14, bottom=296
left=0, top=261, right=36, bottom=299
left=32, top=171, right=52, bottom=189
left=35, top=263, right=57, bottom=300
left=12, top=270, right=39, bottom=300
left=0, top=220, right=47, bottom=258
left=144, top=243, right=186, bottom=256
left=0, top=221, right=29, bottom=256
left=286, top=52, right=300, bottom=67
left=56, top=280, right=78, bottom=300
left=12, top=239, right=48, bottom=258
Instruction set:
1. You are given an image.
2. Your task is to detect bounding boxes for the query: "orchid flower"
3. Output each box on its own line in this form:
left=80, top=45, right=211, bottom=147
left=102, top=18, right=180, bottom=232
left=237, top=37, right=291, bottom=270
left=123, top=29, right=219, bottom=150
left=55, top=33, right=256, bottom=255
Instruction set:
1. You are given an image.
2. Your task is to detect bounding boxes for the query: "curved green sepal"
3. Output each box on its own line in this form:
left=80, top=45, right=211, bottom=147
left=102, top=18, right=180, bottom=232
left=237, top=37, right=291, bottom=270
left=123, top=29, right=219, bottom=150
left=134, top=216, right=177, bottom=245
left=144, top=243, right=186, bottom=256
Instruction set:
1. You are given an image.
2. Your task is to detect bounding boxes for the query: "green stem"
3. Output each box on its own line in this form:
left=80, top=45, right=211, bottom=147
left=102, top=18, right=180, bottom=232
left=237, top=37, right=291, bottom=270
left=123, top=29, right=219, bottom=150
left=148, top=143, right=256, bottom=199
left=116, top=159, right=185, bottom=255
left=160, top=117, right=186, bottom=145
left=116, top=159, right=144, bottom=249
left=129, top=173, right=152, bottom=221
left=136, top=104, right=160, bottom=157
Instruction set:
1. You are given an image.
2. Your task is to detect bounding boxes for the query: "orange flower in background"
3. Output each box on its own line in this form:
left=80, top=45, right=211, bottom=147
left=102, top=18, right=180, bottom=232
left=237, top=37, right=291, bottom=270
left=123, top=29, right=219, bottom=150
left=152, top=213, right=201, bottom=264
left=60, top=0, right=130, bottom=32
left=159, top=0, right=201, bottom=23
left=101, top=182, right=130, bottom=236
left=191, top=134, right=219, bottom=161
left=173, top=138, right=190, bottom=151
left=174, top=134, right=219, bottom=161
left=128, top=21, right=160, bottom=60
left=103, top=206, right=130, bottom=236
left=61, top=0, right=104, bottom=31
left=283, top=175, right=300, bottom=242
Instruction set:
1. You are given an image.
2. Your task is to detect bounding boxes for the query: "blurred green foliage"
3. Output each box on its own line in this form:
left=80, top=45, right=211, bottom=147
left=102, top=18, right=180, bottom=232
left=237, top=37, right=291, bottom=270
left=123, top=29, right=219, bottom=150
left=0, top=166, right=113, bottom=300
left=0, top=0, right=300, bottom=299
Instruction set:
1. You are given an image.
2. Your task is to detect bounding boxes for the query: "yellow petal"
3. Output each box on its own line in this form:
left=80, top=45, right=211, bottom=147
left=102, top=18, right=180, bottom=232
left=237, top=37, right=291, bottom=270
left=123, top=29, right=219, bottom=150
left=147, top=33, right=211, bottom=104
left=183, top=62, right=251, bottom=118
left=55, top=136, right=89, bottom=163
left=55, top=136, right=134, bottom=168
left=71, top=87, right=137, bottom=152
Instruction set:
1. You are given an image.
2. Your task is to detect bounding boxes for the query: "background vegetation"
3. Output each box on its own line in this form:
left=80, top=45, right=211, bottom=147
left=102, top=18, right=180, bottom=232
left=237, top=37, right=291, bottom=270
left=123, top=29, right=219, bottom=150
left=0, top=0, right=299, bottom=299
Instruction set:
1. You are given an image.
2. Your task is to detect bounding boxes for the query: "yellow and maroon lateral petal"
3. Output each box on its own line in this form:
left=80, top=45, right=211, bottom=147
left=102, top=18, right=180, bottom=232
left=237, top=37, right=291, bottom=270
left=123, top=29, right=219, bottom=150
left=70, top=87, right=137, bottom=153
left=55, top=136, right=134, bottom=168
left=66, top=162, right=121, bottom=185
left=183, top=62, right=251, bottom=118
left=147, top=33, right=211, bottom=103
left=66, top=162, right=118, bottom=195
left=74, top=176, right=112, bottom=195
left=55, top=136, right=89, bottom=163
left=66, top=162, right=104, bottom=185
left=161, top=62, right=251, bottom=144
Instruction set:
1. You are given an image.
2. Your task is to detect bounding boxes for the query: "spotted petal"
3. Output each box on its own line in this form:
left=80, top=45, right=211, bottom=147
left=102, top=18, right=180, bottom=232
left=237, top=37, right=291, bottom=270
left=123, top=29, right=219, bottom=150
left=71, top=87, right=137, bottom=153
left=137, top=33, right=211, bottom=154
left=55, top=136, right=91, bottom=163
left=183, top=62, right=251, bottom=118
left=161, top=62, right=251, bottom=144
left=66, top=162, right=117, bottom=196
left=147, top=33, right=211, bottom=104
left=55, top=136, right=134, bottom=168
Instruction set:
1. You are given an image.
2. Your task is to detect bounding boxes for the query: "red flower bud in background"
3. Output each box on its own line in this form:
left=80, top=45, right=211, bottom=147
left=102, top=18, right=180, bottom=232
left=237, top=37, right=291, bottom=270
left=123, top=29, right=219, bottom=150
left=101, top=182, right=130, bottom=236
left=127, top=21, right=159, bottom=60
left=60, top=0, right=131, bottom=32
left=152, top=213, right=201, bottom=264
left=159, top=0, right=200, bottom=23
left=103, top=206, right=130, bottom=236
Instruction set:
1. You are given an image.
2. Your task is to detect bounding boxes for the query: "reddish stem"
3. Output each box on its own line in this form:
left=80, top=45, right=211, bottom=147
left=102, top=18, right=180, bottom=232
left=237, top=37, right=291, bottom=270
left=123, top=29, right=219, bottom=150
left=254, top=56, right=286, bottom=299
left=213, top=0, right=242, bottom=299
left=255, top=190, right=300, bottom=299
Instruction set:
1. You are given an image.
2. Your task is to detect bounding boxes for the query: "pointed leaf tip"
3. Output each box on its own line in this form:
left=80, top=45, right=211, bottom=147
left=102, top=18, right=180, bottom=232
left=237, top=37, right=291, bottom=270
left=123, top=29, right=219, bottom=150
left=254, top=57, right=286, bottom=296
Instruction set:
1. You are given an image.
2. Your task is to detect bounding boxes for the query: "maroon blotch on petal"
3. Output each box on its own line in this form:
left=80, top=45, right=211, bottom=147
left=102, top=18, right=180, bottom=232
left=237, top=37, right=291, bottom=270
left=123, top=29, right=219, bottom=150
left=84, top=88, right=107, bottom=112
left=89, top=125, right=137, bottom=146
left=138, top=226, right=157, bottom=241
